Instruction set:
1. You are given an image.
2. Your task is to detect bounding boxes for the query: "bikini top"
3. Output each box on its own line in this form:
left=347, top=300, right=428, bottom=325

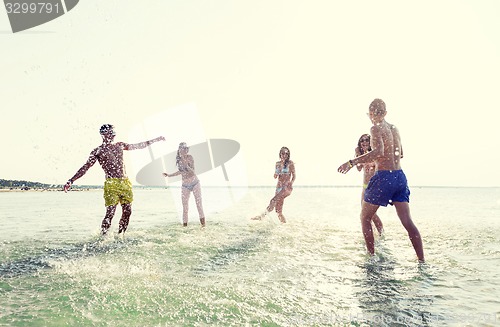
left=177, top=161, right=193, bottom=172
left=275, top=165, right=290, bottom=175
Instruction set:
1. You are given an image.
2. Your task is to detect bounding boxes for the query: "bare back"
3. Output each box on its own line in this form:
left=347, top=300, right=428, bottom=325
left=370, top=121, right=403, bottom=171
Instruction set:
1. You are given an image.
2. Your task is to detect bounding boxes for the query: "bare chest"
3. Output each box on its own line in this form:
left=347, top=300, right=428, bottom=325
left=97, top=144, right=124, bottom=164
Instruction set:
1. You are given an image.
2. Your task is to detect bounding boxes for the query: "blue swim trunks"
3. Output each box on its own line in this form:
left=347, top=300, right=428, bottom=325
left=364, top=170, right=410, bottom=206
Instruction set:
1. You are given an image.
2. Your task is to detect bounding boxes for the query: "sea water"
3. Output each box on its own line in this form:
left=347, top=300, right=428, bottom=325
left=1, top=187, right=499, bottom=326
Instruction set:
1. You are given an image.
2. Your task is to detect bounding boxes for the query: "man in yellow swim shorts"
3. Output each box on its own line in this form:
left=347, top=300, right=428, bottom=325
left=104, top=178, right=134, bottom=207
left=63, top=124, right=165, bottom=235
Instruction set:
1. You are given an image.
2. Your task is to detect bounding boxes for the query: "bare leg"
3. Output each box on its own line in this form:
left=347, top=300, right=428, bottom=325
left=254, top=188, right=290, bottom=221
left=267, top=187, right=283, bottom=212
left=101, top=205, right=117, bottom=235
left=274, top=195, right=287, bottom=223
left=118, top=203, right=132, bottom=234
left=372, top=213, right=384, bottom=236
left=193, top=183, right=205, bottom=227
left=266, top=198, right=276, bottom=212
left=394, top=202, right=425, bottom=262
left=362, top=189, right=383, bottom=236
left=274, top=188, right=291, bottom=223
left=360, top=201, right=380, bottom=256
left=181, top=187, right=190, bottom=226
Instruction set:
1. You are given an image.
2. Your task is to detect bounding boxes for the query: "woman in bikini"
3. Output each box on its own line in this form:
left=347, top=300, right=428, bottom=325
left=252, top=146, right=296, bottom=223
left=355, top=134, right=383, bottom=235
left=163, top=142, right=206, bottom=227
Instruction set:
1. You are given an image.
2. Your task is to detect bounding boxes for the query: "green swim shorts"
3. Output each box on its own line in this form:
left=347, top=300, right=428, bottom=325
left=103, top=178, right=133, bottom=207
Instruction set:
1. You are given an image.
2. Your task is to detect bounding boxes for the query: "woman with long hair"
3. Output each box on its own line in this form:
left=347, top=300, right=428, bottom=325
left=355, top=134, right=383, bottom=235
left=163, top=142, right=206, bottom=227
left=252, top=146, right=296, bottom=223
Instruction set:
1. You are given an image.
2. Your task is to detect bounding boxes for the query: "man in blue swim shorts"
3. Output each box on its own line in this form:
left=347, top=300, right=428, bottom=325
left=364, top=170, right=410, bottom=206
left=338, top=99, right=424, bottom=262
left=63, top=124, right=165, bottom=235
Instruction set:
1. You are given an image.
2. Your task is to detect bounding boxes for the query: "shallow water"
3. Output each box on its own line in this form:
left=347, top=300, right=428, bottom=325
left=1, top=187, right=499, bottom=326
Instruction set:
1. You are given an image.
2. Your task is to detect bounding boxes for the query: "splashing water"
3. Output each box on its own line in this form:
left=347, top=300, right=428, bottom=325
left=1, top=187, right=499, bottom=326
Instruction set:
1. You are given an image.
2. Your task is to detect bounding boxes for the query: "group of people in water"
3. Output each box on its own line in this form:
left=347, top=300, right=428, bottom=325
left=63, top=98, right=424, bottom=262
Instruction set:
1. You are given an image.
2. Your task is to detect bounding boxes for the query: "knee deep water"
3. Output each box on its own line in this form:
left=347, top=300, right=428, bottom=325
left=1, top=187, right=499, bottom=326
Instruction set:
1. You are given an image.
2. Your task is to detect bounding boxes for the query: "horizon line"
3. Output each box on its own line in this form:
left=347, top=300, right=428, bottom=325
left=6, top=185, right=496, bottom=189
left=1, top=179, right=499, bottom=189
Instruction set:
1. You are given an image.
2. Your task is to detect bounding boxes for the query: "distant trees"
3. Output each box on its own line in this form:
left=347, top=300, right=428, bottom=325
left=0, top=179, right=52, bottom=190
left=0, top=179, right=100, bottom=190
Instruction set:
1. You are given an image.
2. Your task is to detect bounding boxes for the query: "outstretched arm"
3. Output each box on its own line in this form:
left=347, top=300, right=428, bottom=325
left=163, top=155, right=195, bottom=178
left=163, top=171, right=181, bottom=178
left=123, top=136, right=165, bottom=150
left=64, top=151, right=98, bottom=192
left=355, top=148, right=363, bottom=172
left=338, top=127, right=383, bottom=174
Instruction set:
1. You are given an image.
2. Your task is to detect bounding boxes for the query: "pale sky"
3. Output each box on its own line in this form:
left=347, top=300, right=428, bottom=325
left=1, top=0, right=499, bottom=187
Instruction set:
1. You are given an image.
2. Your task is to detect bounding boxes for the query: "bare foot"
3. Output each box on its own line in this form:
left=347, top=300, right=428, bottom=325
left=251, top=212, right=266, bottom=220
left=267, top=200, right=276, bottom=212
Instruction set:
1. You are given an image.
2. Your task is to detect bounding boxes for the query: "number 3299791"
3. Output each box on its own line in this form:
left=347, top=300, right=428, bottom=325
left=5, top=2, right=61, bottom=14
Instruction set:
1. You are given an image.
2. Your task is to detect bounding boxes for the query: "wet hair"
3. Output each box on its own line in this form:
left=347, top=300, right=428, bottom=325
left=369, top=98, right=386, bottom=116
left=99, top=124, right=114, bottom=135
left=356, top=134, right=372, bottom=155
left=176, top=142, right=189, bottom=170
left=279, top=146, right=291, bottom=168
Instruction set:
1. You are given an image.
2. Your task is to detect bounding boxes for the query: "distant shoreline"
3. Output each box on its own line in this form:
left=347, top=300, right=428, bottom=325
left=1, top=185, right=498, bottom=193
left=0, top=187, right=98, bottom=193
